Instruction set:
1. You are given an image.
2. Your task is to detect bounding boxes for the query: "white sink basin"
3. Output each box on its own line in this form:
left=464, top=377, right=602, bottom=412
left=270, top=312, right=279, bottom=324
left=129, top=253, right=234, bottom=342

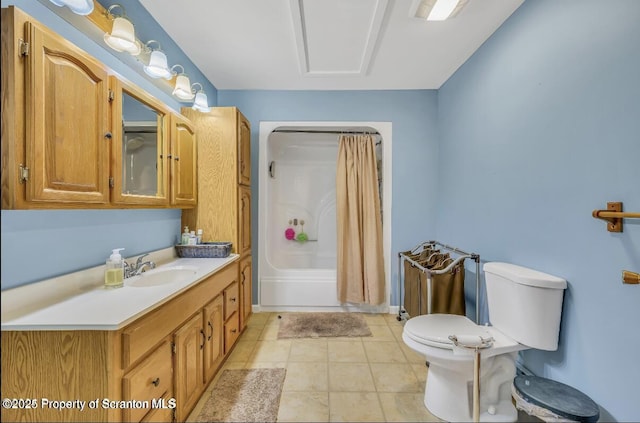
left=126, top=265, right=198, bottom=288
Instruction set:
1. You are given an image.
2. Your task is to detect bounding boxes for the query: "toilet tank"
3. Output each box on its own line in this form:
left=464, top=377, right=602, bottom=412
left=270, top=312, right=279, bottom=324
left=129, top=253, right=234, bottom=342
left=483, top=262, right=567, bottom=351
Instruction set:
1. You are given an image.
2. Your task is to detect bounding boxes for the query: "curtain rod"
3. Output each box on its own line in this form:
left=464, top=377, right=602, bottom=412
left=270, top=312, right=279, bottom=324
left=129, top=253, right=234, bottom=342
left=272, top=129, right=380, bottom=135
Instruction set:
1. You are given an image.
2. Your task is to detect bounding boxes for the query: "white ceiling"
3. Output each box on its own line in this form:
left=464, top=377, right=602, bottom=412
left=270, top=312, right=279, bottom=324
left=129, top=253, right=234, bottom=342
left=139, top=0, right=523, bottom=90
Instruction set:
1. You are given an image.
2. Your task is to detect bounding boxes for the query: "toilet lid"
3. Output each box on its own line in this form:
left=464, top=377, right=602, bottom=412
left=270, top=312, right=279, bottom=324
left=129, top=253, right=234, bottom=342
left=404, top=314, right=490, bottom=348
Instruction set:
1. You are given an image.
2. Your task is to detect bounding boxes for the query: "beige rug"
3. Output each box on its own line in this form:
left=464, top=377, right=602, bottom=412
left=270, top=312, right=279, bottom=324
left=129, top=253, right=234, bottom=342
left=195, top=368, right=286, bottom=422
left=277, top=312, right=372, bottom=339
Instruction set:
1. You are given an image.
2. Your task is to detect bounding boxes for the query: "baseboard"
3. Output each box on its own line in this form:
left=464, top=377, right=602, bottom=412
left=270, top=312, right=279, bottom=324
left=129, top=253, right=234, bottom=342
left=252, top=304, right=400, bottom=315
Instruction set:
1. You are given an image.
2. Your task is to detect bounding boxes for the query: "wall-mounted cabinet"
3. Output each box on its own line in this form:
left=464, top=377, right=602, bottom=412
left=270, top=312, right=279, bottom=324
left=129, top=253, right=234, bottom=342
left=2, top=7, right=111, bottom=208
left=170, top=113, right=197, bottom=207
left=111, top=77, right=170, bottom=206
left=1, top=6, right=196, bottom=210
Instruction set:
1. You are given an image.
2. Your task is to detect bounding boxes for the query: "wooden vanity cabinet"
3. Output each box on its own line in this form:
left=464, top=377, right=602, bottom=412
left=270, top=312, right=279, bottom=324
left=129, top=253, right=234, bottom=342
left=1, top=260, right=241, bottom=423
left=172, top=267, right=236, bottom=421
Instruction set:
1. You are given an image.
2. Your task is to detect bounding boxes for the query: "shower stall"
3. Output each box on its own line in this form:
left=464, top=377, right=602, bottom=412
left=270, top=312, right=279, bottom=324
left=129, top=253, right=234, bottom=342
left=258, top=122, right=393, bottom=312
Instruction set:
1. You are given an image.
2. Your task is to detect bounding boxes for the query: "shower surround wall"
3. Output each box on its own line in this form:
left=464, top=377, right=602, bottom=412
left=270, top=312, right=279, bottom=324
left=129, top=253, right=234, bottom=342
left=261, top=131, right=339, bottom=307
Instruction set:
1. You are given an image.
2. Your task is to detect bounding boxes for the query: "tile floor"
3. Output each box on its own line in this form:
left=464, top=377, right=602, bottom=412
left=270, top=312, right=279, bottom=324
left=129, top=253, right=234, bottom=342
left=187, top=312, right=441, bottom=422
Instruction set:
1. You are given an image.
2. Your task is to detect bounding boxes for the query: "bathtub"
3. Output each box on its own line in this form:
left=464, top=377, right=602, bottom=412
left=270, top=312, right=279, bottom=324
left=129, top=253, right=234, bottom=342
left=258, top=121, right=394, bottom=313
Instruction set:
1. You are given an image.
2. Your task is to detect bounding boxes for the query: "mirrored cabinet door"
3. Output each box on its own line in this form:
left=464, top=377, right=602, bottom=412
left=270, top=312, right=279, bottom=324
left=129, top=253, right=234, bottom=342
left=110, top=76, right=170, bottom=206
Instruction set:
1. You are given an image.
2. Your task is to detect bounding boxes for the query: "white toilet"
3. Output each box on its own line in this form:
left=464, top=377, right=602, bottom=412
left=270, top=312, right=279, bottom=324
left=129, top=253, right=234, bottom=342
left=402, top=262, right=567, bottom=422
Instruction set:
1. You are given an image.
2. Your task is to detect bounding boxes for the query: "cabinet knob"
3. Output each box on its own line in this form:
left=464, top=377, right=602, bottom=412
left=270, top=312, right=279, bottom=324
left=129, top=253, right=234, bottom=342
left=230, top=297, right=236, bottom=302
left=104, top=132, right=112, bottom=139
left=207, top=321, right=213, bottom=341
left=174, top=156, right=180, bottom=161
left=151, top=378, right=160, bottom=387
left=231, top=328, right=237, bottom=334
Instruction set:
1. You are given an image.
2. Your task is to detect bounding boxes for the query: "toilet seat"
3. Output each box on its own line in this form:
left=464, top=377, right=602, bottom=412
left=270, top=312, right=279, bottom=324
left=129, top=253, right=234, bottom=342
left=404, top=314, right=490, bottom=349
left=404, top=314, right=523, bottom=357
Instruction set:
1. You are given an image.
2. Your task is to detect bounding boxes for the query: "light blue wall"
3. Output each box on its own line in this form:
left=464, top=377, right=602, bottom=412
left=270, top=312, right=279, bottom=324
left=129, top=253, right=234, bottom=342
left=0, top=0, right=217, bottom=290
left=436, top=0, right=640, bottom=420
left=3, top=1, right=638, bottom=419
left=218, top=90, right=439, bottom=306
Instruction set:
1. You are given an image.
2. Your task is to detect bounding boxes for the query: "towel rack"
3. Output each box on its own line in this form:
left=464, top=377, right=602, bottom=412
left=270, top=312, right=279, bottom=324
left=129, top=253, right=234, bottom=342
left=592, top=202, right=640, bottom=232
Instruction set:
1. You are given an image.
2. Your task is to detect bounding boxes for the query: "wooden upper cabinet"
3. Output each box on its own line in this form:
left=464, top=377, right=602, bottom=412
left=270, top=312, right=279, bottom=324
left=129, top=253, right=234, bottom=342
left=1, top=7, right=197, bottom=210
left=110, top=76, right=170, bottom=207
left=170, top=113, right=197, bottom=207
left=24, top=20, right=110, bottom=205
left=238, top=114, right=251, bottom=186
left=180, top=107, right=250, bottom=254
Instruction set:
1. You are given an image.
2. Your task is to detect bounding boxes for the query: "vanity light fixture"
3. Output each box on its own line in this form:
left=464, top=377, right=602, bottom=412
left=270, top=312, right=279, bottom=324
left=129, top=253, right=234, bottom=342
left=103, top=4, right=141, bottom=55
left=190, top=83, right=210, bottom=113
left=170, top=65, right=195, bottom=100
left=143, top=40, right=172, bottom=79
left=48, top=0, right=94, bottom=15
left=409, top=0, right=468, bottom=21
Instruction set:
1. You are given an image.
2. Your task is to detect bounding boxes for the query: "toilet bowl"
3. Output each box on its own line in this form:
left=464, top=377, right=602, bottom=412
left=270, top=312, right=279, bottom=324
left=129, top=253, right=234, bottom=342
left=403, top=314, right=525, bottom=422
left=402, top=262, right=567, bottom=423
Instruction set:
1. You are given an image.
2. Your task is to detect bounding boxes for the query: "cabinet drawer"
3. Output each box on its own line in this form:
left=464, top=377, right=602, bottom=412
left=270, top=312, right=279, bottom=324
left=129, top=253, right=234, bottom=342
left=224, top=281, right=239, bottom=320
left=224, top=312, right=240, bottom=353
left=141, top=393, right=174, bottom=422
left=122, top=341, right=172, bottom=423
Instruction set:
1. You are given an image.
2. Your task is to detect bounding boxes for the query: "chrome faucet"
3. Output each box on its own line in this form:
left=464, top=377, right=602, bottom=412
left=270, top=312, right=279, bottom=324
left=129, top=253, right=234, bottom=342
left=124, top=254, right=156, bottom=278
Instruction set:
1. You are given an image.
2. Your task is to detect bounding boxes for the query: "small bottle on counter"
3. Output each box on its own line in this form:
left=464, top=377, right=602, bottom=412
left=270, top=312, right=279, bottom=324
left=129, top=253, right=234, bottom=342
left=104, top=248, right=125, bottom=289
left=181, top=226, right=190, bottom=245
left=196, top=229, right=203, bottom=244
left=188, top=231, right=197, bottom=245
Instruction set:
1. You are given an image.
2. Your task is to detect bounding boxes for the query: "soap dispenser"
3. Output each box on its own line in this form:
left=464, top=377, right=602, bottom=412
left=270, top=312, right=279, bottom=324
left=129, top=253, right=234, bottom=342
left=105, top=248, right=125, bottom=289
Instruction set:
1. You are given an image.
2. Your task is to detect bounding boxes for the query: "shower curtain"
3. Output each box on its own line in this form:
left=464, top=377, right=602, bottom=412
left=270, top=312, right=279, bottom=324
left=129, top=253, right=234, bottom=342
left=336, top=134, right=385, bottom=305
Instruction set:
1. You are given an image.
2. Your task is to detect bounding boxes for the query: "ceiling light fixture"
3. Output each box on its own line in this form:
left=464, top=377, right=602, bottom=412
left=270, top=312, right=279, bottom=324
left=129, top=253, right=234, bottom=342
left=143, top=40, right=172, bottom=79
left=103, top=4, right=141, bottom=55
left=170, top=65, right=195, bottom=100
left=48, top=0, right=94, bottom=15
left=190, top=83, right=210, bottom=113
left=409, top=0, right=468, bottom=21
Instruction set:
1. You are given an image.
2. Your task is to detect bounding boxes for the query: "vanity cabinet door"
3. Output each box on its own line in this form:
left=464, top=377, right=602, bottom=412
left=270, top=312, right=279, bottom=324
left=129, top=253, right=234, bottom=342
left=239, top=255, right=252, bottom=331
left=170, top=113, right=197, bottom=207
left=173, top=313, right=204, bottom=422
left=202, top=295, right=224, bottom=383
left=24, top=20, right=110, bottom=205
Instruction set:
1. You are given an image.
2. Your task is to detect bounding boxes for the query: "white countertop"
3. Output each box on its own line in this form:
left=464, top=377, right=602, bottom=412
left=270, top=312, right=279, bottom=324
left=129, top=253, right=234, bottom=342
left=1, top=254, right=239, bottom=331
